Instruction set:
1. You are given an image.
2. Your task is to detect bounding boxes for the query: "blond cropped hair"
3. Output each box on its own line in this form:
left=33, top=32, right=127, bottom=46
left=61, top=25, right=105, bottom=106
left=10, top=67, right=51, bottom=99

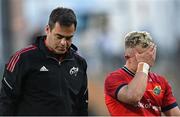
left=125, top=31, right=154, bottom=49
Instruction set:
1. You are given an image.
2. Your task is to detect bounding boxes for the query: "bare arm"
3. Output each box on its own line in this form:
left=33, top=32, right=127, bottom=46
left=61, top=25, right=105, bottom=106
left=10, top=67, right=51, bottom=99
left=117, top=63, right=149, bottom=105
left=164, top=106, right=180, bottom=116
left=117, top=44, right=156, bottom=105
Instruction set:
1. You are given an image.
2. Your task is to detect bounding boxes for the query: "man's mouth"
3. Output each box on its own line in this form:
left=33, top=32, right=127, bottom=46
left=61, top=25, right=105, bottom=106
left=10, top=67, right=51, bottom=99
left=57, top=47, right=66, bottom=51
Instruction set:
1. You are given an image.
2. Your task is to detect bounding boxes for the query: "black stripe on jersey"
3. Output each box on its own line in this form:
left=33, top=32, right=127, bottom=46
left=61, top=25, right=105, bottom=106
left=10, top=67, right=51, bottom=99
left=162, top=102, right=178, bottom=112
left=115, top=83, right=128, bottom=99
left=122, top=66, right=135, bottom=77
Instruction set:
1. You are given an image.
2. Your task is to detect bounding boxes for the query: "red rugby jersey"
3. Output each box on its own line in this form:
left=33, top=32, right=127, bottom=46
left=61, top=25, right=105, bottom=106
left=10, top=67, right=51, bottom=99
left=104, top=66, right=178, bottom=116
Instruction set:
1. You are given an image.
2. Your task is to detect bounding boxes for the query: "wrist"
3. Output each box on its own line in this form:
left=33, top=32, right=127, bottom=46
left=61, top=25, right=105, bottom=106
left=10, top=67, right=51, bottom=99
left=136, top=62, right=150, bottom=75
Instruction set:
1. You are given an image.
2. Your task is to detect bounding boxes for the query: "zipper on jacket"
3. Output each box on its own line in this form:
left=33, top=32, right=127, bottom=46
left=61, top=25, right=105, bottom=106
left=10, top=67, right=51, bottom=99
left=47, top=56, right=74, bottom=65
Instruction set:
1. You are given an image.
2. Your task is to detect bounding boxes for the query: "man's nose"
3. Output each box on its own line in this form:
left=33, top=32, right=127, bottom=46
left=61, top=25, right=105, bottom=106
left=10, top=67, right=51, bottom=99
left=60, top=38, right=67, bottom=45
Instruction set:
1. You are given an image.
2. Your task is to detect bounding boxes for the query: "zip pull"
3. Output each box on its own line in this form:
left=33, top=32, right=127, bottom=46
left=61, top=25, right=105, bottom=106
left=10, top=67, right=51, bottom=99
left=59, top=61, right=61, bottom=65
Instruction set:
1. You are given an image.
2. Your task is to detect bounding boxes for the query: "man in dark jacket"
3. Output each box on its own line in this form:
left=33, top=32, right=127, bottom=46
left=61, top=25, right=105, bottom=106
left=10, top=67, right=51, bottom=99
left=0, top=7, right=88, bottom=116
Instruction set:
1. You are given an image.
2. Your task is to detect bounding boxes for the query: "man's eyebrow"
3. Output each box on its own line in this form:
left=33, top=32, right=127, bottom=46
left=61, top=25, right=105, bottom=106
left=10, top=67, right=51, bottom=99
left=55, top=34, right=74, bottom=38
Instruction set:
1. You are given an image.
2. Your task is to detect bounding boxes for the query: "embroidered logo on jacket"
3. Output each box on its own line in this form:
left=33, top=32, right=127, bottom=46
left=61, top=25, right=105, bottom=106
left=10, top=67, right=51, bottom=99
left=40, top=66, right=48, bottom=71
left=69, top=67, right=79, bottom=76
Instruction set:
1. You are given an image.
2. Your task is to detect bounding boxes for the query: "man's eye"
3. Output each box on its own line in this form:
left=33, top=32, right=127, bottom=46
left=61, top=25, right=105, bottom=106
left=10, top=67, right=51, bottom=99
left=56, top=36, right=64, bottom=39
left=66, top=37, right=72, bottom=40
left=55, top=35, right=73, bottom=40
left=59, top=36, right=64, bottom=39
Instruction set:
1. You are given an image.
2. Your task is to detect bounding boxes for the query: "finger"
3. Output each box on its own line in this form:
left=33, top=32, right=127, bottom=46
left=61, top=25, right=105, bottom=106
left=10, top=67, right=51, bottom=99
left=152, top=46, right=157, bottom=59
left=133, top=48, right=139, bottom=54
left=152, top=45, right=157, bottom=55
left=133, top=50, right=140, bottom=58
left=147, top=43, right=155, bottom=52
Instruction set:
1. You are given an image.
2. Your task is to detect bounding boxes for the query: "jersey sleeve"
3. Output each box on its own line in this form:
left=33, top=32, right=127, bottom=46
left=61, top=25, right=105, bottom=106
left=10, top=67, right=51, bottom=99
left=104, top=72, right=128, bottom=99
left=161, top=78, right=178, bottom=112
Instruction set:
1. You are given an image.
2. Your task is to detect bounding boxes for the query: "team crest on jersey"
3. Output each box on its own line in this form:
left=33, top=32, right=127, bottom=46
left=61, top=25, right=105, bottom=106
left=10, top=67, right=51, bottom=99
left=153, top=86, right=161, bottom=95
left=69, top=67, right=79, bottom=76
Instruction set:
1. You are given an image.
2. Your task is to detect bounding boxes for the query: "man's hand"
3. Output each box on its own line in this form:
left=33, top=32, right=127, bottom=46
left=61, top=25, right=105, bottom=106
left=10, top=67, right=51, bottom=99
left=135, top=43, right=157, bottom=66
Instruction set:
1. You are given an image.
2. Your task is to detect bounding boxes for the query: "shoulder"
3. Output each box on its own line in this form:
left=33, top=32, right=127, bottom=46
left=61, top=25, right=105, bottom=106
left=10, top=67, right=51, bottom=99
left=8, top=45, right=38, bottom=60
left=107, top=69, right=124, bottom=78
left=13, top=44, right=40, bottom=62
left=70, top=43, right=86, bottom=62
left=72, top=51, right=87, bottom=67
left=6, top=45, right=38, bottom=72
left=149, top=72, right=166, bottom=81
left=12, top=44, right=38, bottom=57
left=105, top=69, right=124, bottom=83
left=149, top=72, right=169, bottom=85
left=73, top=52, right=86, bottom=62
left=105, top=69, right=128, bottom=95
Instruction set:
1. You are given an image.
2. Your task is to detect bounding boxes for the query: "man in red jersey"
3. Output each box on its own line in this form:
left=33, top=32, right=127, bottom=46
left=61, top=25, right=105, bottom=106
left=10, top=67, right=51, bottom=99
left=104, top=31, right=180, bottom=116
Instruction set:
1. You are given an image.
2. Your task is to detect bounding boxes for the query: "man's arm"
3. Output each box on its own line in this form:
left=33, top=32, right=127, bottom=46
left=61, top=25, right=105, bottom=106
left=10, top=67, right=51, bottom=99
left=77, top=60, right=88, bottom=115
left=77, top=87, right=88, bottom=115
left=0, top=82, right=14, bottom=115
left=0, top=55, right=24, bottom=115
left=164, top=106, right=180, bottom=116
left=117, top=44, right=156, bottom=105
left=117, top=63, right=149, bottom=105
left=0, top=69, right=18, bottom=115
left=161, top=75, right=180, bottom=116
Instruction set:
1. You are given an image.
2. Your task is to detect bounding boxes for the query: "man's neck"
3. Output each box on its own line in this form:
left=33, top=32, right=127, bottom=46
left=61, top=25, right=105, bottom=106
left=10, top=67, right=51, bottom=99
left=124, top=62, right=137, bottom=74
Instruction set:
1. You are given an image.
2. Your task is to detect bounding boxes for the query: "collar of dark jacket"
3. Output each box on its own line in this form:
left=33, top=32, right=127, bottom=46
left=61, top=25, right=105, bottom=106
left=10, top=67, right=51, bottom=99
left=34, top=35, right=78, bottom=61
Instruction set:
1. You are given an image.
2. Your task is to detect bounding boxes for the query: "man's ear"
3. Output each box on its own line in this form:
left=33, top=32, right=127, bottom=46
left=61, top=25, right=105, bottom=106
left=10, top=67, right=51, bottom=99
left=45, top=25, right=50, bottom=34
left=124, top=48, right=134, bottom=60
left=124, top=50, right=130, bottom=60
left=124, top=53, right=130, bottom=60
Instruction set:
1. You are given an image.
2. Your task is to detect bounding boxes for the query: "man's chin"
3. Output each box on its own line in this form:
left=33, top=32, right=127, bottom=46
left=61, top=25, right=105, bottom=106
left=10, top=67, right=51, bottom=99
left=55, top=50, right=66, bottom=55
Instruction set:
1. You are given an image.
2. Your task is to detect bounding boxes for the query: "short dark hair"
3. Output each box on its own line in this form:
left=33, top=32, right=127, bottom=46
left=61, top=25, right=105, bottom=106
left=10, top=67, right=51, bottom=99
left=48, top=7, right=77, bottom=31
